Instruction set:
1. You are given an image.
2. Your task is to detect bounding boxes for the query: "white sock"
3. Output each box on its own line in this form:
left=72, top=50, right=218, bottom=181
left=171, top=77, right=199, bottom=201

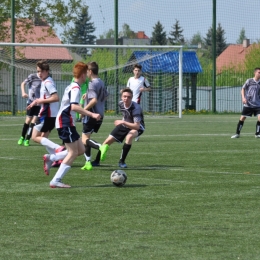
left=51, top=163, right=71, bottom=183
left=40, top=137, right=61, bottom=154
left=83, top=153, right=91, bottom=162
left=50, top=150, right=68, bottom=161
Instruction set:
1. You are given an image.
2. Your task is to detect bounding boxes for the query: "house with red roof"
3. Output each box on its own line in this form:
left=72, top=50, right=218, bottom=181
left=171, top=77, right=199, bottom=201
left=216, top=39, right=252, bottom=73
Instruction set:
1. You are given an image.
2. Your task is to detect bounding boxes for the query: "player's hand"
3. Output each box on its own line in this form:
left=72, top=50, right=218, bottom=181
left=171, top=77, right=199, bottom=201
left=92, top=113, right=101, bottom=120
left=82, top=93, right=87, bottom=99
left=114, top=120, right=124, bottom=126
left=242, top=97, right=247, bottom=104
left=22, top=93, right=28, bottom=98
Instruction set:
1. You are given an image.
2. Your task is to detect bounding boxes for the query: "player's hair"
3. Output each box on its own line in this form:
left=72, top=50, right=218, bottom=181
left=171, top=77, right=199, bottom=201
left=36, top=60, right=50, bottom=71
left=254, top=67, right=260, bottom=72
left=121, top=87, right=133, bottom=96
left=133, top=63, right=142, bottom=70
left=73, top=62, right=88, bottom=78
left=87, top=61, right=99, bottom=75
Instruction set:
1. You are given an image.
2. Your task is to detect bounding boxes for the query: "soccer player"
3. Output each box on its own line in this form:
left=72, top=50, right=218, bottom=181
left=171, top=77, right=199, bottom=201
left=126, top=63, right=151, bottom=141
left=81, top=61, right=109, bottom=171
left=231, top=67, right=260, bottom=138
left=27, top=60, right=66, bottom=175
left=98, top=87, right=145, bottom=168
left=17, top=71, right=41, bottom=146
left=46, top=62, right=101, bottom=188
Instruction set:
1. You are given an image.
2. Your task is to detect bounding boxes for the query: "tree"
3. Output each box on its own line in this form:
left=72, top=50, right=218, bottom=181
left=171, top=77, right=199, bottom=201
left=168, top=19, right=184, bottom=45
left=151, top=21, right=167, bottom=45
left=0, top=0, right=87, bottom=42
left=65, top=6, right=96, bottom=56
left=99, top=29, right=114, bottom=39
left=204, top=23, right=227, bottom=58
left=189, top=32, right=203, bottom=46
left=237, top=28, right=246, bottom=44
left=119, top=23, right=135, bottom=39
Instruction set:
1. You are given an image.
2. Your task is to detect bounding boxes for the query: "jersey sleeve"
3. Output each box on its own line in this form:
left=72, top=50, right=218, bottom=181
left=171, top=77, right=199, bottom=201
left=143, top=77, right=150, bottom=88
left=70, top=84, right=81, bottom=104
left=45, top=80, right=57, bottom=95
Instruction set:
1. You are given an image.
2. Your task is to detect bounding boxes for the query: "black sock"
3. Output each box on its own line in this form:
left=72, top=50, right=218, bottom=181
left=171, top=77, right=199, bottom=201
left=21, top=123, right=29, bottom=138
left=256, top=121, right=260, bottom=135
left=26, top=123, right=36, bottom=140
left=87, top=139, right=100, bottom=150
left=236, top=120, right=244, bottom=134
left=95, top=151, right=101, bottom=163
left=119, top=143, right=131, bottom=163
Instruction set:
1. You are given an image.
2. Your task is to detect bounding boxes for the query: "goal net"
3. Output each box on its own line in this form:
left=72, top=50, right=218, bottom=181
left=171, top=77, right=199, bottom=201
left=0, top=43, right=184, bottom=117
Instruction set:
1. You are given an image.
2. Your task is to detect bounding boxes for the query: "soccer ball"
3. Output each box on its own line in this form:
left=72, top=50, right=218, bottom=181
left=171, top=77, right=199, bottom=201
left=110, top=170, right=127, bottom=187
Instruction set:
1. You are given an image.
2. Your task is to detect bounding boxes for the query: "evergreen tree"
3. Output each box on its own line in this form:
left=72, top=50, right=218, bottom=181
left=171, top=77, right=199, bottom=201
left=68, top=6, right=96, bottom=57
left=168, top=19, right=185, bottom=45
left=151, top=21, right=167, bottom=45
left=204, top=23, right=227, bottom=58
left=237, top=28, right=246, bottom=44
left=189, top=32, right=203, bottom=46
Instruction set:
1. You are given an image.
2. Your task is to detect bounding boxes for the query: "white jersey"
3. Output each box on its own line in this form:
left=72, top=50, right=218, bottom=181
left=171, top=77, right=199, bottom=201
left=126, top=76, right=150, bottom=103
left=38, top=76, right=59, bottom=120
left=56, top=82, right=81, bottom=128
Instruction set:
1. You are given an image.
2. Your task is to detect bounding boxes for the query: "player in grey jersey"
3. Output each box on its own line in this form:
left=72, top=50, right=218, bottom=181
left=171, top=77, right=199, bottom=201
left=17, top=72, right=41, bottom=146
left=97, top=88, right=145, bottom=168
left=231, top=67, right=260, bottom=138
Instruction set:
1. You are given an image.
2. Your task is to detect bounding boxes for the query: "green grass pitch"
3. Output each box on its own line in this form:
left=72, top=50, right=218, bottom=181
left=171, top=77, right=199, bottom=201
left=1, top=115, right=260, bottom=259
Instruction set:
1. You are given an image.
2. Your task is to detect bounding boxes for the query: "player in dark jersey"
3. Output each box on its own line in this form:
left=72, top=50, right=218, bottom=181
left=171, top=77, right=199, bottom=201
left=80, top=61, right=109, bottom=171
left=98, top=87, right=145, bottom=168
left=17, top=72, right=41, bottom=146
left=231, top=67, right=260, bottom=138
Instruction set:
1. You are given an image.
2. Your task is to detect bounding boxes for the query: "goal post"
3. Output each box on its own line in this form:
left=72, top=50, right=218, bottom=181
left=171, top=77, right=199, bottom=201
left=0, top=42, right=183, bottom=118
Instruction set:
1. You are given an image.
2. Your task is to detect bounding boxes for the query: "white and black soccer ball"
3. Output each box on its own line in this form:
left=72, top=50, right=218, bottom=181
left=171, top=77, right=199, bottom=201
left=110, top=170, right=127, bottom=187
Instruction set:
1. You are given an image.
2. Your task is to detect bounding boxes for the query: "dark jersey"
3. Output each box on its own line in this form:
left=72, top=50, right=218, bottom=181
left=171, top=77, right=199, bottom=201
left=23, top=73, right=41, bottom=104
left=118, top=101, right=145, bottom=130
left=242, top=78, right=260, bottom=108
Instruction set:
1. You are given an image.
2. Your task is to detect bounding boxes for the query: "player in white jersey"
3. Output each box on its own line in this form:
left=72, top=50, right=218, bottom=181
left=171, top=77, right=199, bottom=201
left=126, top=63, right=150, bottom=141
left=81, top=61, right=109, bottom=171
left=231, top=67, right=260, bottom=138
left=98, top=88, right=145, bottom=168
left=27, top=60, right=65, bottom=175
left=42, top=62, right=101, bottom=188
left=17, top=71, right=41, bottom=147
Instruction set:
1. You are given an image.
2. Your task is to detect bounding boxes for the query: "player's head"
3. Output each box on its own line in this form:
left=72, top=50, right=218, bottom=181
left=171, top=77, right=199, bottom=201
left=73, top=62, right=88, bottom=83
left=87, top=61, right=99, bottom=76
left=121, top=88, right=133, bottom=105
left=254, top=67, right=260, bottom=80
left=133, top=63, right=142, bottom=78
left=36, top=60, right=50, bottom=80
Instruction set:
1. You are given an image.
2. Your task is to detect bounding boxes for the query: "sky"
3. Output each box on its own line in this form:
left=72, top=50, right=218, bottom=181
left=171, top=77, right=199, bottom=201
left=58, top=0, right=260, bottom=45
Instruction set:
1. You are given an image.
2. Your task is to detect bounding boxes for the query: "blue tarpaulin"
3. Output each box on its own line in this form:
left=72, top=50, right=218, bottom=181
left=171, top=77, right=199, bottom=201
left=123, top=51, right=202, bottom=74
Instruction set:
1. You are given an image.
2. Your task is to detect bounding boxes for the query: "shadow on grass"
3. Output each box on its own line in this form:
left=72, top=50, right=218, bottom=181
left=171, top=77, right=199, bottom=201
left=71, top=183, right=169, bottom=189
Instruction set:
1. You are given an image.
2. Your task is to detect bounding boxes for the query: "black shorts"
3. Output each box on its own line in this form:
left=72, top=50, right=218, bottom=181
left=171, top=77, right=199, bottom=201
left=82, top=118, right=103, bottom=134
left=110, top=124, right=144, bottom=143
left=57, top=126, right=80, bottom=143
left=241, top=106, right=260, bottom=117
left=26, top=105, right=40, bottom=117
left=34, top=117, right=56, bottom=133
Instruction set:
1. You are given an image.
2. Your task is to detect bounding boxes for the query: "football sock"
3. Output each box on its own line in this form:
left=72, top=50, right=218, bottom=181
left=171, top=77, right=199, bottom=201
left=256, top=121, right=260, bottom=135
left=26, top=123, right=36, bottom=140
left=87, top=139, right=101, bottom=150
left=41, top=137, right=60, bottom=154
left=21, top=123, right=29, bottom=138
left=120, top=143, right=131, bottom=162
left=51, top=163, right=71, bottom=183
left=95, top=151, right=101, bottom=163
left=50, top=150, right=68, bottom=161
left=236, top=120, right=244, bottom=134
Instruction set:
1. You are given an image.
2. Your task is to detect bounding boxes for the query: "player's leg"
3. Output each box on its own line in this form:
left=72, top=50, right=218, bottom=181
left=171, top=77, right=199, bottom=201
left=23, top=106, right=41, bottom=146
left=18, top=114, right=31, bottom=145
left=255, top=109, right=260, bottom=137
left=50, top=128, right=83, bottom=188
left=231, top=107, right=250, bottom=138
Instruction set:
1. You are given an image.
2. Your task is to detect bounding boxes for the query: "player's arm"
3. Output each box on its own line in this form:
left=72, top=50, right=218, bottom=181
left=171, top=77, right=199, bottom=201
left=241, top=87, right=247, bottom=104
left=27, top=93, right=59, bottom=109
left=71, top=103, right=101, bottom=120
left=114, top=120, right=140, bottom=130
left=21, top=81, right=28, bottom=98
left=84, top=97, right=97, bottom=110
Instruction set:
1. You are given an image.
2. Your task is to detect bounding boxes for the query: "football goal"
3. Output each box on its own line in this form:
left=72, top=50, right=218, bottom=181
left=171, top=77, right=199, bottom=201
left=0, top=42, right=184, bottom=117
